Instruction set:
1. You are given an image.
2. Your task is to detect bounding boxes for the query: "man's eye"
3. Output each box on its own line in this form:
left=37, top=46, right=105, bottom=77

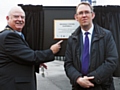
left=21, top=16, right=25, bottom=19
left=14, top=16, right=19, bottom=18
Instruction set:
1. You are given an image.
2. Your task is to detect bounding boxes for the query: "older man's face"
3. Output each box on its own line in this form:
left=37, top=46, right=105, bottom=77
left=7, top=9, right=25, bottom=32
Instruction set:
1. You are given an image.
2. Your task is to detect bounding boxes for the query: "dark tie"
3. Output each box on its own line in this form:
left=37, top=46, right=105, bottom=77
left=81, top=32, right=89, bottom=75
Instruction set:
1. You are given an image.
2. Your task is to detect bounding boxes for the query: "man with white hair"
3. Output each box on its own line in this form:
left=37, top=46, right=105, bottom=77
left=0, top=6, right=63, bottom=90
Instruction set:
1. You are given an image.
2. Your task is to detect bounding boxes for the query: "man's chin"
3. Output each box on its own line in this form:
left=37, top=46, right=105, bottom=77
left=81, top=24, right=88, bottom=27
left=16, top=28, right=22, bottom=32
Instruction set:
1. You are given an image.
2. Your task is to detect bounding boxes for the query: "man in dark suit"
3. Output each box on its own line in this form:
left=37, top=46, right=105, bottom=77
left=64, top=2, right=118, bottom=90
left=0, top=6, right=63, bottom=90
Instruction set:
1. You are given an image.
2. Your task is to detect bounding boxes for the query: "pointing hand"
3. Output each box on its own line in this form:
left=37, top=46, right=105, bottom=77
left=50, top=40, right=63, bottom=54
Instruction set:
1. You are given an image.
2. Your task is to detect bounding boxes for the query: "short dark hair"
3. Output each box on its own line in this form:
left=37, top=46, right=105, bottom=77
left=76, top=2, right=94, bottom=12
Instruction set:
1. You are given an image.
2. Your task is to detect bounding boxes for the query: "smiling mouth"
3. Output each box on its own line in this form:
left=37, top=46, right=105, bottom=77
left=15, top=22, right=24, bottom=26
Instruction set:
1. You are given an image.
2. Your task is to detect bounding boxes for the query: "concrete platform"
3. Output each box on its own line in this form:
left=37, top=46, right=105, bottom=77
left=36, top=60, right=120, bottom=90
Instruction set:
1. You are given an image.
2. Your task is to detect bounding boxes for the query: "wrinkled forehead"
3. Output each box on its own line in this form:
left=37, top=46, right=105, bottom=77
left=11, top=11, right=25, bottom=17
left=8, top=6, right=25, bottom=16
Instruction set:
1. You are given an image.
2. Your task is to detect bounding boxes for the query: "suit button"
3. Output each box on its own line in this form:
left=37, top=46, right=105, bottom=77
left=97, top=79, right=100, bottom=84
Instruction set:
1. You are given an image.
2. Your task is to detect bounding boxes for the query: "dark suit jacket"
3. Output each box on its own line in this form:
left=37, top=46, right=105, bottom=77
left=64, top=24, right=118, bottom=90
left=0, top=26, right=54, bottom=90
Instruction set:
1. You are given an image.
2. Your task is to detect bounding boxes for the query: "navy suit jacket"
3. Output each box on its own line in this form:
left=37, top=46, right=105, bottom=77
left=0, top=26, right=54, bottom=90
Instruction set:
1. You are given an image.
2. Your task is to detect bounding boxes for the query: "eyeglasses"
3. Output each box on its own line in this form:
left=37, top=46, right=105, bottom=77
left=77, top=11, right=92, bottom=16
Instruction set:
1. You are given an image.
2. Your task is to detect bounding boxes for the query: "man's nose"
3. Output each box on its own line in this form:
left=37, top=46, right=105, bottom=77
left=18, top=16, right=23, bottom=20
left=82, top=12, right=87, bottom=16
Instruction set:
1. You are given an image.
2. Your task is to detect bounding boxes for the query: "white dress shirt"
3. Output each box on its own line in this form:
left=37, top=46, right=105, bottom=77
left=81, top=24, right=94, bottom=53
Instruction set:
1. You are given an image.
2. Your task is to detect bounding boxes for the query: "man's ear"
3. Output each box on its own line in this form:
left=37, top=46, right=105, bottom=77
left=92, top=12, right=95, bottom=19
left=6, top=16, right=9, bottom=20
left=74, top=14, right=78, bottom=21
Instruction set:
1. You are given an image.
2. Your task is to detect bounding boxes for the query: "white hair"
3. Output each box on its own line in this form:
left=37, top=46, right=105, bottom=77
left=7, top=6, right=25, bottom=16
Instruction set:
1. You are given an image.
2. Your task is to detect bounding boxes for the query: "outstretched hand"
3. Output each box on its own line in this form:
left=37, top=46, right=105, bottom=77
left=50, top=40, right=63, bottom=54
